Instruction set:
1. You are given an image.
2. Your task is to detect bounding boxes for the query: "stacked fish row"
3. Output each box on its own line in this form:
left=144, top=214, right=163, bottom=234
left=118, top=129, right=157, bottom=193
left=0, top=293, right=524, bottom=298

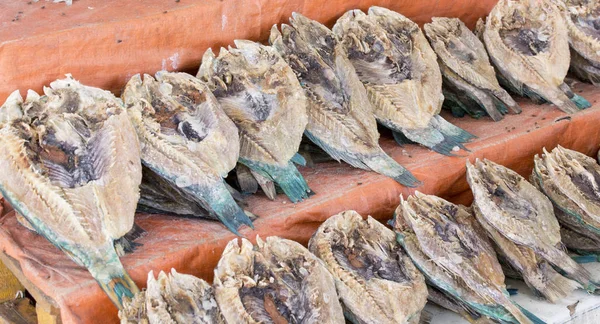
left=1, top=0, right=600, bottom=313
left=118, top=144, right=600, bottom=324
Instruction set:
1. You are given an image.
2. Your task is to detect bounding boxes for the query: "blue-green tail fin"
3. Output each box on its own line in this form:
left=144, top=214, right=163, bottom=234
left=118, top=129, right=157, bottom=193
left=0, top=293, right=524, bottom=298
left=92, top=260, right=140, bottom=309
left=362, top=151, right=421, bottom=187
left=515, top=303, right=546, bottom=324
left=571, top=94, right=591, bottom=109
left=241, top=158, right=313, bottom=203
left=393, top=116, right=475, bottom=156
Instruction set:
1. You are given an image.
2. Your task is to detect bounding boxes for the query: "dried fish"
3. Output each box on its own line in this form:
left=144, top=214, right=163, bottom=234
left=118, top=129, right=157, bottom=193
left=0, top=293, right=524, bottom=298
left=309, top=210, right=428, bottom=323
left=483, top=0, right=591, bottom=113
left=473, top=204, right=581, bottom=302
left=333, top=8, right=475, bottom=156
left=119, top=269, right=224, bottom=324
left=467, top=158, right=596, bottom=292
left=424, top=17, right=521, bottom=121
left=555, top=0, right=600, bottom=85
left=0, top=75, right=141, bottom=308
left=214, top=236, right=344, bottom=323
left=269, top=13, right=420, bottom=187
left=395, top=192, right=543, bottom=324
left=198, top=40, right=313, bottom=203
left=532, top=146, right=600, bottom=257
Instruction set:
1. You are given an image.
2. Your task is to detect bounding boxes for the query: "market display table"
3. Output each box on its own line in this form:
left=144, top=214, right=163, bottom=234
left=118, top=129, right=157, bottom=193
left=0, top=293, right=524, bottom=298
left=2, top=83, right=600, bottom=323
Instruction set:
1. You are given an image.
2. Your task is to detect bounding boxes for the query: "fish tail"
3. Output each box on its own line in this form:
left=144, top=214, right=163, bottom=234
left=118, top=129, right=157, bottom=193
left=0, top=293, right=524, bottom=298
left=491, top=88, right=522, bottom=114
left=242, top=159, right=313, bottom=203
left=532, top=261, right=581, bottom=302
left=92, top=260, right=140, bottom=309
left=570, top=94, right=591, bottom=110
left=572, top=254, right=599, bottom=264
left=114, top=223, right=146, bottom=256
left=540, top=245, right=595, bottom=292
left=513, top=303, right=546, bottom=324
left=203, top=182, right=254, bottom=234
left=361, top=151, right=421, bottom=187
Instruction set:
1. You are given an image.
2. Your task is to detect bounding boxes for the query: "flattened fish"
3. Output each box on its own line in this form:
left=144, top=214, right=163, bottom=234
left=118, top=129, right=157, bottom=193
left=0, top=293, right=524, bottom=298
left=398, top=192, right=543, bottom=324
left=532, top=146, right=600, bottom=257
left=0, top=75, right=141, bottom=308
left=472, top=204, right=581, bottom=302
left=424, top=17, right=521, bottom=121
left=198, top=40, right=313, bottom=203
left=333, top=8, right=475, bottom=156
left=483, top=0, right=591, bottom=113
left=309, top=210, right=428, bottom=323
left=555, top=0, right=600, bottom=85
left=467, top=158, right=596, bottom=291
left=122, top=72, right=252, bottom=234
left=269, top=13, right=420, bottom=187
left=119, top=269, right=224, bottom=324
left=214, top=236, right=344, bottom=323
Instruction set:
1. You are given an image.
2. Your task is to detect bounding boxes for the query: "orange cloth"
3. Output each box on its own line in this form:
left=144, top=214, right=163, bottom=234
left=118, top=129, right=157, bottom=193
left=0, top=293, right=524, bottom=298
left=4, top=1, right=600, bottom=323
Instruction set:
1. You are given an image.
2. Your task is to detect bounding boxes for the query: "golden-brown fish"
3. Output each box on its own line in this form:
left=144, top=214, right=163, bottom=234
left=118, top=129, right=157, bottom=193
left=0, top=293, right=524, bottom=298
left=214, top=236, right=344, bottom=323
left=483, top=0, right=591, bottom=112
left=424, top=17, right=521, bottom=121
left=122, top=72, right=252, bottom=234
left=198, top=40, right=313, bottom=203
left=119, top=269, right=224, bottom=324
left=0, top=75, right=141, bottom=308
left=467, top=158, right=596, bottom=291
left=309, top=210, right=428, bottom=323
left=397, top=192, right=541, bottom=324
left=269, top=13, right=420, bottom=187
left=333, top=8, right=475, bottom=156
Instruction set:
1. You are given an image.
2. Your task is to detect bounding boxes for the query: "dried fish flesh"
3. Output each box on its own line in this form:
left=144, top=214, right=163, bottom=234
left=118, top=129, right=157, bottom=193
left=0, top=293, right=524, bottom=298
left=467, top=158, right=596, bottom=291
left=555, top=0, right=600, bottom=85
left=269, top=13, right=419, bottom=187
left=309, top=210, right=427, bottom=323
left=473, top=204, right=581, bottom=302
left=333, top=8, right=475, bottom=156
left=0, top=75, right=141, bottom=308
left=483, top=0, right=591, bottom=113
left=122, top=72, right=252, bottom=234
left=214, top=236, right=344, bottom=323
left=532, top=146, right=600, bottom=257
left=119, top=269, right=224, bottom=324
left=424, top=17, right=521, bottom=121
left=395, top=192, right=543, bottom=324
left=198, top=40, right=313, bottom=203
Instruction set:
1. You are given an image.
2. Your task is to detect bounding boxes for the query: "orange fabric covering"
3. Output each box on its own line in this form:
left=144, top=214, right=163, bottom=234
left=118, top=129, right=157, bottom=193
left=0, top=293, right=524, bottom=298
left=2, top=0, right=600, bottom=323
left=0, top=0, right=496, bottom=103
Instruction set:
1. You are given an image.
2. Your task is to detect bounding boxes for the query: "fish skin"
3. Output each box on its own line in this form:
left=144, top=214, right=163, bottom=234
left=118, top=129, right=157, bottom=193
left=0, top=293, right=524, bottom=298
left=467, top=158, right=596, bottom=291
left=0, top=75, right=141, bottom=308
left=309, top=210, right=428, bottom=324
left=197, top=41, right=312, bottom=202
left=532, top=146, right=600, bottom=256
left=393, top=195, right=540, bottom=324
left=119, top=269, right=225, bottom=324
left=122, top=72, right=252, bottom=234
left=269, top=13, right=419, bottom=187
left=332, top=8, right=474, bottom=156
left=214, top=236, right=345, bottom=324
left=554, top=0, right=600, bottom=84
left=424, top=17, right=521, bottom=121
left=484, top=0, right=589, bottom=113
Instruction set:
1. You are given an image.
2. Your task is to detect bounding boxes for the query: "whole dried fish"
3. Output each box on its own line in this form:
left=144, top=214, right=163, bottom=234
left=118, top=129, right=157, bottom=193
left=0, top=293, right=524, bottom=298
left=395, top=192, right=542, bottom=324
left=214, top=236, right=344, bottom=323
left=333, top=8, right=475, bottom=156
left=473, top=204, right=581, bottom=302
left=119, top=269, right=224, bottom=324
left=309, top=210, right=428, bottom=323
left=467, top=158, right=596, bottom=291
left=269, top=13, right=419, bottom=187
left=532, top=146, right=600, bottom=257
left=483, top=0, right=591, bottom=113
left=0, top=75, right=141, bottom=308
left=122, top=72, right=252, bottom=234
left=198, top=40, right=313, bottom=203
left=424, top=17, right=521, bottom=121
left=555, top=0, right=600, bottom=85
